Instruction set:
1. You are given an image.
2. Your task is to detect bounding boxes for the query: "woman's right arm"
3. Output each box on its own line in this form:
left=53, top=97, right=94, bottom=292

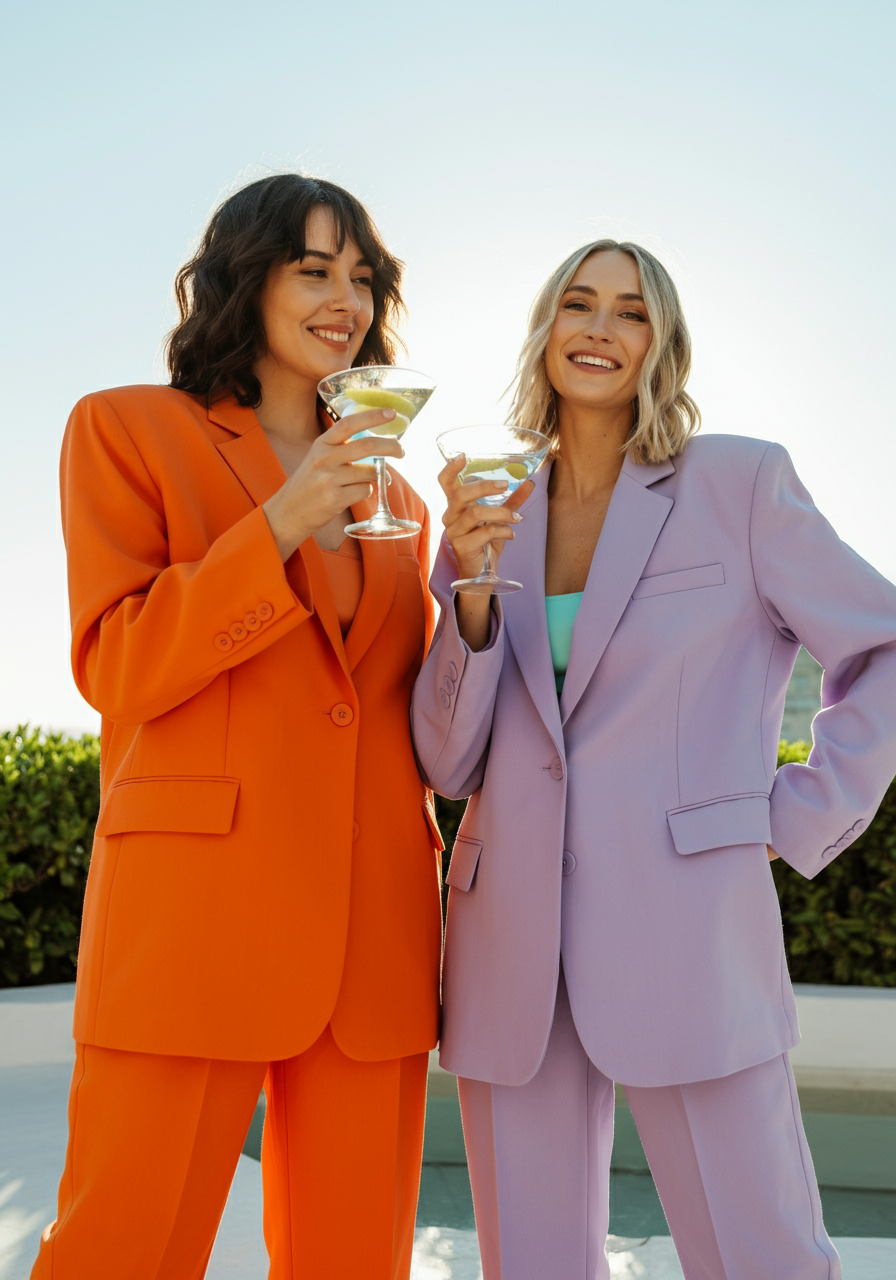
left=410, top=458, right=531, bottom=798
left=61, top=394, right=379, bottom=726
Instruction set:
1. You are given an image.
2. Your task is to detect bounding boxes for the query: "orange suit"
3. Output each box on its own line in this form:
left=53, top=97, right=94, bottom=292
left=34, top=385, right=443, bottom=1279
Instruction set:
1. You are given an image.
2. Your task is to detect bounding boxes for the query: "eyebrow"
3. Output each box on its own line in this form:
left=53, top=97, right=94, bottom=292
left=562, top=284, right=645, bottom=302
left=300, top=249, right=373, bottom=269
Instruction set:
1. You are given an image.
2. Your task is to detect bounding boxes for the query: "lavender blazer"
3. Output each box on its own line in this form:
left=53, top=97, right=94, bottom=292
left=411, top=435, right=896, bottom=1087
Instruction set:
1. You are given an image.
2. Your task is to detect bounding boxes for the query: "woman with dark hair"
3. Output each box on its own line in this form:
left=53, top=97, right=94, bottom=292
left=33, top=174, right=443, bottom=1280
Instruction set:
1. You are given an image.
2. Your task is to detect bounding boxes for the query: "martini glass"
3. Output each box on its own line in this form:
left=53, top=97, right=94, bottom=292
left=317, top=365, right=436, bottom=539
left=437, top=424, right=550, bottom=594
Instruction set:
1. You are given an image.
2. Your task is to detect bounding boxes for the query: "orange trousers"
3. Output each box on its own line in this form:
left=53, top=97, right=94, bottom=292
left=31, top=1026, right=429, bottom=1280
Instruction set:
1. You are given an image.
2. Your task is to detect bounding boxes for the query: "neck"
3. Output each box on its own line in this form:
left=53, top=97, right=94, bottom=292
left=252, top=360, right=322, bottom=446
left=550, top=400, right=632, bottom=500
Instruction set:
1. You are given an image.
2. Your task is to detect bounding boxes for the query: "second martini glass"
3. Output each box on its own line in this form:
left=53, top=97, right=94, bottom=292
left=437, top=424, right=550, bottom=593
left=317, top=365, right=436, bottom=539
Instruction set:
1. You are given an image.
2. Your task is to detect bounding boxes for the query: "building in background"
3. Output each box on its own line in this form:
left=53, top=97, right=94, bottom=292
left=782, top=648, right=823, bottom=744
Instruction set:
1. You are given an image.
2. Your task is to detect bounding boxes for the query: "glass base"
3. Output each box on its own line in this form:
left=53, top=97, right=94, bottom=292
left=346, top=515, right=421, bottom=540
left=451, top=574, right=523, bottom=595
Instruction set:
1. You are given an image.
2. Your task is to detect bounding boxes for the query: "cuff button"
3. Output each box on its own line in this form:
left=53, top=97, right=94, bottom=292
left=214, top=633, right=234, bottom=652
left=257, top=602, right=274, bottom=621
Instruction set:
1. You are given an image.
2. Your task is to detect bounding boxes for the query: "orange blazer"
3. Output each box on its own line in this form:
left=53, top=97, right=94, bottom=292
left=61, top=386, right=442, bottom=1062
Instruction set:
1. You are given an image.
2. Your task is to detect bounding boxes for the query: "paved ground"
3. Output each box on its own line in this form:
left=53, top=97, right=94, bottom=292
left=2, top=1062, right=895, bottom=1279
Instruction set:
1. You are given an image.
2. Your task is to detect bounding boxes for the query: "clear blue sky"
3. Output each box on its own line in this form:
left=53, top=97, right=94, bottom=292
left=1, top=0, right=894, bottom=732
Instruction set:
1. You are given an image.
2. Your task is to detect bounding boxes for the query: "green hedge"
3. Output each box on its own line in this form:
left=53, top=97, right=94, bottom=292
left=435, top=740, right=896, bottom=988
left=1, top=729, right=893, bottom=987
left=771, top=740, right=896, bottom=985
left=0, top=727, right=100, bottom=986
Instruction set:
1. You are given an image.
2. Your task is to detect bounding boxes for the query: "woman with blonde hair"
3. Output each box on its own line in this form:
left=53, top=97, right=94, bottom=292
left=412, top=239, right=896, bottom=1278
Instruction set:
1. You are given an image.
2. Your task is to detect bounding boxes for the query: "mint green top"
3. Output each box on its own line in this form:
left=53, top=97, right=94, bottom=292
left=545, top=591, right=584, bottom=692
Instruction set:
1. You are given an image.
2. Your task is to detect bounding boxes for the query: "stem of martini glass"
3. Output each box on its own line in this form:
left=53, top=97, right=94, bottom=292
left=480, top=543, right=494, bottom=581
left=374, top=456, right=393, bottom=522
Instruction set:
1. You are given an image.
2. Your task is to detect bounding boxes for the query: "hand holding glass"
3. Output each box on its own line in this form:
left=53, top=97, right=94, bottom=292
left=437, top=425, right=550, bottom=594
left=317, top=366, right=436, bottom=539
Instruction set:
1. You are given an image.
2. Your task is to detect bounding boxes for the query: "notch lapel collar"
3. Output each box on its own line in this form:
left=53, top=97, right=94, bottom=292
left=209, top=397, right=355, bottom=681
left=210, top=398, right=288, bottom=507
left=499, top=467, right=563, bottom=747
left=343, top=492, right=399, bottom=672
left=559, top=454, right=675, bottom=725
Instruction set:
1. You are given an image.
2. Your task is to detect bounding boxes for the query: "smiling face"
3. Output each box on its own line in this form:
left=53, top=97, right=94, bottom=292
left=253, top=205, right=375, bottom=397
left=544, top=250, right=654, bottom=422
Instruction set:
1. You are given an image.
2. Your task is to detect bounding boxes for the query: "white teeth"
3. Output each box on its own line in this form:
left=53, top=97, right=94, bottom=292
left=314, top=329, right=350, bottom=342
left=572, top=354, right=619, bottom=370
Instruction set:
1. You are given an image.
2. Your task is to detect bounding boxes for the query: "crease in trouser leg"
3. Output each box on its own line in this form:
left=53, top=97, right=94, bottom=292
left=584, top=1059, right=615, bottom=1280
left=262, top=1061, right=294, bottom=1280
left=262, top=1027, right=423, bottom=1280
left=390, top=1052, right=428, bottom=1280
left=30, top=1046, right=264, bottom=1280
left=627, top=1056, right=842, bottom=1280
left=779, top=1056, right=841, bottom=1280
left=461, top=971, right=608, bottom=1280
left=457, top=1077, right=502, bottom=1280
left=625, top=1082, right=727, bottom=1280
left=29, top=1043, right=88, bottom=1279
left=673, top=1057, right=840, bottom=1280
left=153, top=1056, right=266, bottom=1280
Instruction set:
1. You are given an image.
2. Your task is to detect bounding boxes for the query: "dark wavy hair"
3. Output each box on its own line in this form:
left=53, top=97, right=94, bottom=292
left=167, top=174, right=405, bottom=407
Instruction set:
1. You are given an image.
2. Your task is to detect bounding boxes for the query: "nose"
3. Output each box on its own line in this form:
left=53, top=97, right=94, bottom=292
left=582, top=307, right=613, bottom=341
left=328, top=273, right=363, bottom=316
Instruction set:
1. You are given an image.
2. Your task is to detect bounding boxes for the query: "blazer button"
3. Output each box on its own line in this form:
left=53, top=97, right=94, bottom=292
left=256, top=602, right=274, bottom=621
left=549, top=757, right=564, bottom=780
left=352, top=821, right=360, bottom=842
left=229, top=622, right=248, bottom=642
left=439, top=689, right=451, bottom=709
left=214, top=633, right=234, bottom=652
left=331, top=703, right=354, bottom=726
left=443, top=675, right=456, bottom=695
left=243, top=612, right=260, bottom=631
left=562, top=850, right=577, bottom=876
left=448, top=661, right=458, bottom=680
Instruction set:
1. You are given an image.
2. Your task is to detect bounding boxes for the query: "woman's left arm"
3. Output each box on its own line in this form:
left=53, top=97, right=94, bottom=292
left=750, top=443, right=896, bottom=879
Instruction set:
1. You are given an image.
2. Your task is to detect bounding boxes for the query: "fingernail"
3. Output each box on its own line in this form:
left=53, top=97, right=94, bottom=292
left=512, top=512, right=523, bottom=522
left=383, top=408, right=396, bottom=418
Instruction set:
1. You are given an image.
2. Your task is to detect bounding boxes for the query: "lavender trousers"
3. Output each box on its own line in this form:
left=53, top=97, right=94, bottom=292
left=457, top=974, right=840, bottom=1280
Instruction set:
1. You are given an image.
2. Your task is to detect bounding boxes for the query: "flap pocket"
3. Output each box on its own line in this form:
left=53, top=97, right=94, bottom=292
left=667, top=793, right=770, bottom=855
left=96, top=776, right=241, bottom=837
left=445, top=836, right=483, bottom=891
left=633, top=563, right=725, bottom=600
left=422, top=793, right=445, bottom=851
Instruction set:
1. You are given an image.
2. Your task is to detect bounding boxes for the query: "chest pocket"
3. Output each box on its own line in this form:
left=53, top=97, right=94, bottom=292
left=632, top=562, right=725, bottom=600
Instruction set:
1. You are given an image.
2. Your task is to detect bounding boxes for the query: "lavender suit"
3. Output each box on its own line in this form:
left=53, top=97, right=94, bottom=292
left=411, top=435, right=896, bottom=1280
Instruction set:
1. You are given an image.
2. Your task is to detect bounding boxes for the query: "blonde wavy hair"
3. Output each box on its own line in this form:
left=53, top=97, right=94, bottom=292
left=508, top=240, right=700, bottom=464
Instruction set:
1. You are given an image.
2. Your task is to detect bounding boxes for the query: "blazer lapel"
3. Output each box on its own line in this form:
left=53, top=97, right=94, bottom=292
left=211, top=399, right=288, bottom=507
left=560, top=454, right=675, bottom=724
left=499, top=467, right=564, bottom=747
left=344, top=492, right=399, bottom=671
left=297, top=538, right=354, bottom=684
left=210, top=397, right=357, bottom=681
